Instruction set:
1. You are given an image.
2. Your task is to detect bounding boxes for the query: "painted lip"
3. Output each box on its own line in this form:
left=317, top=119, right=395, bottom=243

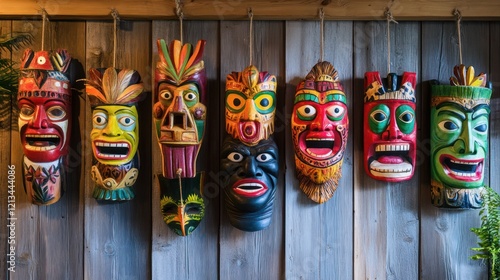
left=94, top=141, right=130, bottom=160
left=238, top=121, right=261, bottom=143
left=439, top=154, right=483, bottom=182
left=24, top=133, right=60, bottom=151
left=232, top=179, right=268, bottom=197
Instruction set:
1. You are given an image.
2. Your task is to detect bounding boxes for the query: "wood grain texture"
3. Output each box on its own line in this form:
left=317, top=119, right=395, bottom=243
left=2, top=0, right=500, bottom=20
left=151, top=20, right=220, bottom=280
left=419, top=21, right=489, bottom=280
left=284, top=20, right=354, bottom=280
left=218, top=20, right=285, bottom=280
left=353, top=21, right=420, bottom=280
left=84, top=20, right=152, bottom=280
left=490, top=22, right=500, bottom=195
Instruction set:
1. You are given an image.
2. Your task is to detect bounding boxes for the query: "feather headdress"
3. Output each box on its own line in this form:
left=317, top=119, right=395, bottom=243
left=85, top=67, right=144, bottom=107
left=156, top=39, right=205, bottom=86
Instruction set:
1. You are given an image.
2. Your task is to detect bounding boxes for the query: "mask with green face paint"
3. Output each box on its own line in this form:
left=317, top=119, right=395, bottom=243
left=430, top=65, right=492, bottom=208
left=85, top=67, right=145, bottom=201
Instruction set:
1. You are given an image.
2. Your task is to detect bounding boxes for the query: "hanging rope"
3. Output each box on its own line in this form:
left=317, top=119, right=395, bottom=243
left=176, top=0, right=184, bottom=44
left=385, top=8, right=398, bottom=74
left=248, top=8, right=254, bottom=66
left=41, top=9, right=48, bottom=51
left=176, top=168, right=184, bottom=208
left=319, top=8, right=325, bottom=62
left=453, top=9, right=463, bottom=65
left=111, top=9, right=120, bottom=68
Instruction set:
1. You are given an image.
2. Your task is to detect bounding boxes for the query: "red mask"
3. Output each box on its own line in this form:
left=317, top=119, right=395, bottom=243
left=363, top=72, right=417, bottom=182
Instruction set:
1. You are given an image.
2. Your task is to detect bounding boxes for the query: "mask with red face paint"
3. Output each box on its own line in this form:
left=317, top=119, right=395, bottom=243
left=363, top=72, right=417, bottom=182
left=291, top=61, right=349, bottom=203
left=18, top=49, right=72, bottom=205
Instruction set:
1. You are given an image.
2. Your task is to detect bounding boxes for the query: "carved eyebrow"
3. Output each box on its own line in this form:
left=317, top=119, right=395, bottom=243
left=472, top=108, right=489, bottom=119
left=115, top=108, right=136, bottom=115
left=437, top=106, right=465, bottom=120
left=295, top=93, right=319, bottom=103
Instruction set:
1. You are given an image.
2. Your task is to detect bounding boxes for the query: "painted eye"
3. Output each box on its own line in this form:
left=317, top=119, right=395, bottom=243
left=256, top=153, right=273, bottom=163
left=296, top=105, right=316, bottom=121
left=254, top=93, right=275, bottom=114
left=475, top=123, right=487, bottom=133
left=438, top=120, right=459, bottom=132
left=118, top=116, right=135, bottom=127
left=160, top=90, right=173, bottom=100
left=46, top=106, right=66, bottom=121
left=326, top=105, right=345, bottom=121
left=20, top=105, right=34, bottom=117
left=184, top=91, right=197, bottom=101
left=93, top=112, right=108, bottom=126
left=226, top=93, right=246, bottom=113
left=227, top=152, right=244, bottom=163
left=399, top=110, right=414, bottom=123
left=370, top=109, right=387, bottom=123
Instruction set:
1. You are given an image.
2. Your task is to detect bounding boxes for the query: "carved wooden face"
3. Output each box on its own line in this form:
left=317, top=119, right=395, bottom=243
left=363, top=72, right=417, bottom=182
left=18, top=50, right=72, bottom=163
left=431, top=86, right=490, bottom=191
left=225, top=65, right=277, bottom=146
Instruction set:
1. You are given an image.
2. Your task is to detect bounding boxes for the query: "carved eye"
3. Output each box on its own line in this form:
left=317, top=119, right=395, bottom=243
left=118, top=116, right=135, bottom=127
left=256, top=153, right=273, bottom=163
left=46, top=106, right=66, bottom=121
left=160, top=90, right=173, bottom=101
left=20, top=105, right=34, bottom=118
left=184, top=91, right=197, bottom=102
left=227, top=152, right=244, bottom=163
left=475, top=123, right=488, bottom=133
left=254, top=92, right=275, bottom=114
left=93, top=112, right=108, bottom=127
left=399, top=110, right=414, bottom=123
left=438, top=120, right=459, bottom=132
left=296, top=105, right=316, bottom=121
left=226, top=92, right=246, bottom=113
left=326, top=105, right=345, bottom=121
left=370, top=109, right=387, bottom=123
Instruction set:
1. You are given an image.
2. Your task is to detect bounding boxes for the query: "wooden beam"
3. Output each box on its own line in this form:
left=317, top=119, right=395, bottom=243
left=1, top=0, right=500, bottom=20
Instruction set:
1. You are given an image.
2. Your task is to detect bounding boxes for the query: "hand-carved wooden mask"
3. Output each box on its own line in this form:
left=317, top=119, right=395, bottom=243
left=430, top=65, right=491, bottom=209
left=364, top=72, right=417, bottom=182
left=18, top=49, right=72, bottom=205
left=84, top=67, right=145, bottom=201
left=291, top=61, right=348, bottom=203
left=225, top=65, right=277, bottom=146
left=154, top=39, right=207, bottom=236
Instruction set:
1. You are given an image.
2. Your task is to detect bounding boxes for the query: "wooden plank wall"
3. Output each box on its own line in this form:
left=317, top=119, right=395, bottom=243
left=1, top=19, right=499, bottom=280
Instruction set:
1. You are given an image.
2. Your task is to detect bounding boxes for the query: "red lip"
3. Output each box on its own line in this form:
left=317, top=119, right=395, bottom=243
left=238, top=121, right=261, bottom=143
left=232, top=179, right=268, bottom=197
left=439, top=154, right=483, bottom=182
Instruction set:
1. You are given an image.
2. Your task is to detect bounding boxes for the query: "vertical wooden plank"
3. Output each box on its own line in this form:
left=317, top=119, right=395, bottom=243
left=84, top=20, right=152, bottom=280
left=151, top=20, right=220, bottom=280
left=285, top=20, right=354, bottom=280
left=420, top=21, right=489, bottom=280
left=353, top=21, right=420, bottom=280
left=490, top=22, right=500, bottom=193
left=218, top=20, right=285, bottom=280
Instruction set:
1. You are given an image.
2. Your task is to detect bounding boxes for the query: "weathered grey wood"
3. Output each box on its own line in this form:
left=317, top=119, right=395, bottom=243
left=284, top=21, right=354, bottom=280
left=84, top=20, right=152, bottom=280
left=420, top=21, right=489, bottom=280
left=151, top=20, right=220, bottom=280
left=352, top=21, right=420, bottom=280
left=218, top=20, right=285, bottom=280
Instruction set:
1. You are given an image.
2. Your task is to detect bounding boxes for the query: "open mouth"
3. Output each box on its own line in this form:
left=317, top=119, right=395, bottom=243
left=305, top=138, right=334, bottom=158
left=440, top=154, right=483, bottom=181
left=369, top=143, right=412, bottom=178
left=238, top=121, right=261, bottom=142
left=25, top=134, right=60, bottom=151
left=232, top=179, right=268, bottom=197
left=94, top=141, right=130, bottom=160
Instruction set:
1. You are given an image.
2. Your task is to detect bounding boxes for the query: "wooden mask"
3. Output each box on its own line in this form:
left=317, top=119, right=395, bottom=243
left=291, top=61, right=348, bottom=203
left=18, top=49, right=72, bottom=205
left=363, top=72, right=417, bottom=182
left=154, top=39, right=207, bottom=235
left=430, top=65, right=491, bottom=208
left=225, top=65, right=277, bottom=146
left=84, top=67, right=145, bottom=201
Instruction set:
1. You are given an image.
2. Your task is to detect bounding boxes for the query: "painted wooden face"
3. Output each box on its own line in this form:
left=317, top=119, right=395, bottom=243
left=225, top=65, right=277, bottom=146
left=431, top=85, right=491, bottom=206
left=220, top=137, right=278, bottom=231
left=91, top=105, right=139, bottom=165
left=153, top=39, right=207, bottom=179
left=363, top=72, right=417, bottom=182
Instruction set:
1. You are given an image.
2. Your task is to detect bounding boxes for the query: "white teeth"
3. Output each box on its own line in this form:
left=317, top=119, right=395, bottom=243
left=450, top=159, right=478, bottom=165
left=306, top=148, right=333, bottom=158
left=449, top=170, right=477, bottom=177
left=25, top=134, right=59, bottom=138
left=369, top=159, right=412, bottom=178
left=25, top=145, right=57, bottom=151
left=96, top=152, right=126, bottom=159
left=375, top=143, right=410, bottom=152
left=307, top=138, right=333, bottom=141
